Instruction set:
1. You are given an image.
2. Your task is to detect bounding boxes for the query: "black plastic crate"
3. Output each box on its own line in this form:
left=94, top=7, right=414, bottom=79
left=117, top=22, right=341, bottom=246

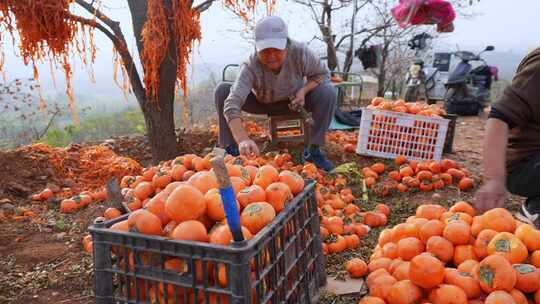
left=445, top=99, right=481, bottom=116
left=89, top=181, right=325, bottom=304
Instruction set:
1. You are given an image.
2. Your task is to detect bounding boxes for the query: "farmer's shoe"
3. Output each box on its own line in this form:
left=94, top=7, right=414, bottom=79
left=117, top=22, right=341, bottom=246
left=303, top=145, right=334, bottom=172
left=225, top=144, right=239, bottom=157
left=515, top=198, right=540, bottom=229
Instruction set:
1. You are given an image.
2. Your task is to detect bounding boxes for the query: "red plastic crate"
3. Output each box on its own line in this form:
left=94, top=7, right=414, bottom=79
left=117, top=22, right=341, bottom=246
left=356, top=108, right=450, bottom=161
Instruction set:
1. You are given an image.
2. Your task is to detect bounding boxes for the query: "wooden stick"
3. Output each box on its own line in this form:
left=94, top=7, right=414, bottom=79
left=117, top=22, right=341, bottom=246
left=106, top=178, right=131, bottom=214
left=210, top=148, right=231, bottom=188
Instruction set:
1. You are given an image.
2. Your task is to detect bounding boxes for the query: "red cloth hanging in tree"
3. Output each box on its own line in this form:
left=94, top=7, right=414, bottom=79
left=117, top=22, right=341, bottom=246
left=391, top=0, right=456, bottom=33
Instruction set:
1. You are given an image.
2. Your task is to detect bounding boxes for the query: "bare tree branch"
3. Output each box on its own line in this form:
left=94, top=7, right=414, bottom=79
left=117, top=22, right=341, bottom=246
left=354, top=0, right=371, bottom=13
left=69, top=15, right=117, bottom=45
left=329, top=3, right=348, bottom=11
left=75, top=0, right=121, bottom=32
left=293, top=0, right=322, bottom=23
left=335, top=25, right=385, bottom=50
left=73, top=0, right=147, bottom=109
left=194, top=0, right=217, bottom=12
left=36, top=108, right=61, bottom=140
left=311, top=0, right=328, bottom=5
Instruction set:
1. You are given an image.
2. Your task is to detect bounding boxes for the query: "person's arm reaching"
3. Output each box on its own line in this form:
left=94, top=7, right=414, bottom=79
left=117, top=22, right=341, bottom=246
left=474, top=118, right=509, bottom=213
left=223, top=62, right=260, bottom=158
left=228, top=118, right=259, bottom=157
left=475, top=49, right=540, bottom=212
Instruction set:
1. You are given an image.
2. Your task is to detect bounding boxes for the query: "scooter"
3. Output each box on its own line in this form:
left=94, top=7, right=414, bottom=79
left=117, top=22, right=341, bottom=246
left=444, top=45, right=495, bottom=116
left=403, top=33, right=439, bottom=104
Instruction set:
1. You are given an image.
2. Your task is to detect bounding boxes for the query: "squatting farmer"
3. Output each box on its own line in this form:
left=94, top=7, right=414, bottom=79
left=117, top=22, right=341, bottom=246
left=214, top=16, right=336, bottom=171
left=475, top=48, right=540, bottom=225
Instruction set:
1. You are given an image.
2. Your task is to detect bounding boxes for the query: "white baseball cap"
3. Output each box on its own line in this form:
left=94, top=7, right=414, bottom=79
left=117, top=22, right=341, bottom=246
left=254, top=16, right=288, bottom=51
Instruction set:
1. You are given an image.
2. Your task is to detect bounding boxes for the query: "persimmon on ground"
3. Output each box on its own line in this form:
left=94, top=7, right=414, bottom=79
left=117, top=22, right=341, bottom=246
left=355, top=200, right=540, bottom=303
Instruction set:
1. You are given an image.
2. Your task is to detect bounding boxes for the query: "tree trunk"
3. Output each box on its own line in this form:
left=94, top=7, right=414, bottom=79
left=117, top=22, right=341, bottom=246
left=128, top=0, right=179, bottom=164
left=391, top=80, right=397, bottom=99
left=377, top=43, right=390, bottom=97
left=321, top=3, right=338, bottom=72
left=325, top=34, right=338, bottom=72
left=377, top=57, right=387, bottom=97
left=342, top=0, right=357, bottom=79
left=343, top=49, right=353, bottom=79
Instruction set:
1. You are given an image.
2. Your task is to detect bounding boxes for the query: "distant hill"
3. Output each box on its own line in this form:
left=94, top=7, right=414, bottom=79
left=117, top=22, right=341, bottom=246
left=15, top=48, right=526, bottom=115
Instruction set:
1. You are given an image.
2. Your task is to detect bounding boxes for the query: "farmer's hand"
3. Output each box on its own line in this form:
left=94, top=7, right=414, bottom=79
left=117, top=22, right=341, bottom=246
left=239, top=139, right=259, bottom=159
left=474, top=178, right=507, bottom=214
left=289, top=88, right=306, bottom=110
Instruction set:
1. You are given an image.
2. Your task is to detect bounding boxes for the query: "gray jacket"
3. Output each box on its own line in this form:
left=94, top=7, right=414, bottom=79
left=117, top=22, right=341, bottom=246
left=223, top=40, right=330, bottom=122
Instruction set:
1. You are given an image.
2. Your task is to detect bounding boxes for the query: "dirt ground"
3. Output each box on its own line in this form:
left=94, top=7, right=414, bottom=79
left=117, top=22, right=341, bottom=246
left=0, top=113, right=525, bottom=304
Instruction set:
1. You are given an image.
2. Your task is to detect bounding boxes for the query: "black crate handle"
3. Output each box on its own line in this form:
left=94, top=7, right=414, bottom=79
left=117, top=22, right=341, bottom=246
left=210, top=148, right=245, bottom=243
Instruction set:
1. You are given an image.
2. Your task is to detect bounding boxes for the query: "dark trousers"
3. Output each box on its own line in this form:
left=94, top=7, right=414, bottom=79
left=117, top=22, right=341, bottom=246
left=214, top=82, right=336, bottom=147
left=507, top=153, right=540, bottom=212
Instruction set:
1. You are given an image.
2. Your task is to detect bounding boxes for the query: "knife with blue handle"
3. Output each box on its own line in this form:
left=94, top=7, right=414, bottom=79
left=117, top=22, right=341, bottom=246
left=210, top=148, right=244, bottom=242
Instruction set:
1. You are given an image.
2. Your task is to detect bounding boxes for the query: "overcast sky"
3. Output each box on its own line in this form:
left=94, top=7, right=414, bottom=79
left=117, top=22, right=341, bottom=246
left=199, top=0, right=540, bottom=63
left=438, top=0, right=540, bottom=53
left=2, top=0, right=538, bottom=98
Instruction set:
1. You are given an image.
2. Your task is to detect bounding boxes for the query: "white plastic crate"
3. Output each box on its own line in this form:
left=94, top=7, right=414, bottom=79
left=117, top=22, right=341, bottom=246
left=356, top=108, right=450, bottom=161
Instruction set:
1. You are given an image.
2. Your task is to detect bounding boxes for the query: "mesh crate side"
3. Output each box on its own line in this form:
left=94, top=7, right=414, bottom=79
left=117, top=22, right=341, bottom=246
left=90, top=181, right=324, bottom=304
left=357, top=108, right=450, bottom=161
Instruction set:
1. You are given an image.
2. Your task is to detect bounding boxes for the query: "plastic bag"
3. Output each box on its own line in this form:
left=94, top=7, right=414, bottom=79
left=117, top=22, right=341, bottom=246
left=490, top=66, right=499, bottom=81
left=391, top=0, right=455, bottom=32
left=355, top=45, right=383, bottom=69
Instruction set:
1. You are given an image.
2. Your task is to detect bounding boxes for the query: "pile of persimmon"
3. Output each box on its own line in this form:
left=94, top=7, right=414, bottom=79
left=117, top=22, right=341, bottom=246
left=82, top=151, right=306, bottom=247
left=121, top=152, right=302, bottom=232
left=56, top=190, right=108, bottom=213
left=319, top=199, right=390, bottom=255
left=362, top=156, right=474, bottom=197
left=82, top=150, right=380, bottom=259
left=353, top=200, right=540, bottom=304
left=327, top=130, right=359, bottom=153
left=277, top=129, right=303, bottom=137
left=326, top=100, right=447, bottom=154
left=30, top=186, right=108, bottom=214
left=243, top=120, right=266, bottom=138
left=25, top=143, right=140, bottom=216
left=367, top=97, right=447, bottom=118
left=80, top=151, right=312, bottom=302
left=31, top=187, right=108, bottom=213
left=309, top=164, right=393, bottom=255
